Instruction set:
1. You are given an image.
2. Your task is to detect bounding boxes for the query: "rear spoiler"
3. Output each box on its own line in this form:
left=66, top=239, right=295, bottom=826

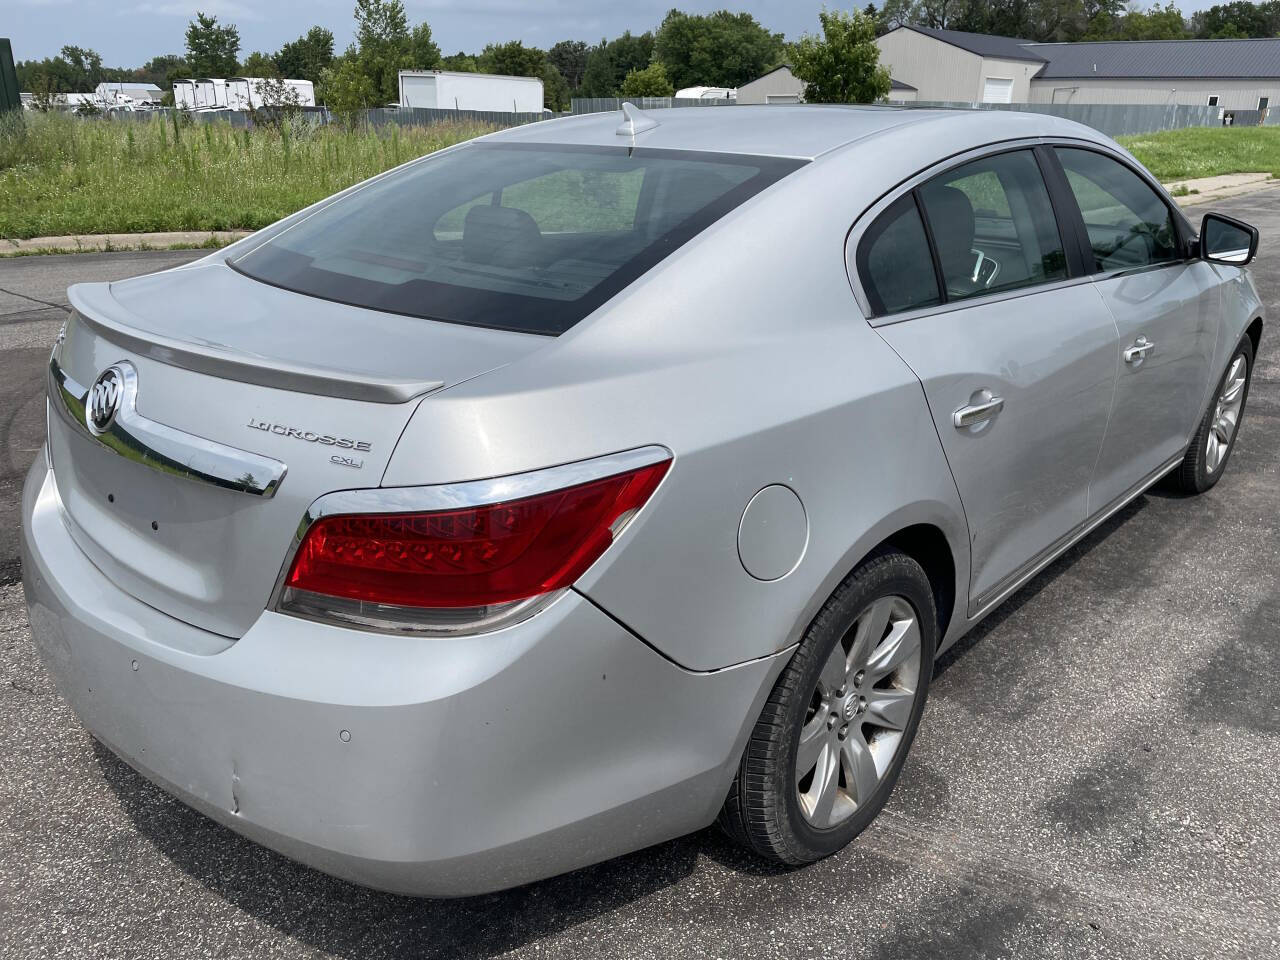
left=68, top=283, right=443, bottom=405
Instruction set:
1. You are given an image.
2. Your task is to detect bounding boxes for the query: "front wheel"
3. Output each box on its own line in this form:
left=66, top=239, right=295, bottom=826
left=1173, top=336, right=1254, bottom=494
left=719, top=550, right=937, bottom=865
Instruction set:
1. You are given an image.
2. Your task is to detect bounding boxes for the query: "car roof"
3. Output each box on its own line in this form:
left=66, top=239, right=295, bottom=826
left=484, top=104, right=1110, bottom=161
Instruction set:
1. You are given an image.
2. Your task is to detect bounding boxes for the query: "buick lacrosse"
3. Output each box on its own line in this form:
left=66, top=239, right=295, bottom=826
left=22, top=104, right=1260, bottom=895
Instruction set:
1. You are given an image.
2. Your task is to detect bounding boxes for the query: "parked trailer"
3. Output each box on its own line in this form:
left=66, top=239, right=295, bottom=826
left=191, top=78, right=228, bottom=111
left=398, top=70, right=543, bottom=113
left=227, top=77, right=317, bottom=110
left=172, top=79, right=197, bottom=110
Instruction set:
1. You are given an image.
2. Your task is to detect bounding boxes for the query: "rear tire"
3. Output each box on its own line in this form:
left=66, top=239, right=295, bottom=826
left=1173, top=336, right=1253, bottom=494
left=719, top=550, right=937, bottom=865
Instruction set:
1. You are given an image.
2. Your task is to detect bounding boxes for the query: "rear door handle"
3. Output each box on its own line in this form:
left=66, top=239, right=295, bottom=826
left=1123, top=336, right=1156, bottom=364
left=953, top=395, right=1005, bottom=428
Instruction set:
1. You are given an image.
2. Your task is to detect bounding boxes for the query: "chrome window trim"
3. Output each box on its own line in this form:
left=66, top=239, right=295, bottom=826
left=845, top=134, right=1189, bottom=326
left=846, top=136, right=1059, bottom=324
left=49, top=354, right=288, bottom=499
left=266, top=444, right=673, bottom=634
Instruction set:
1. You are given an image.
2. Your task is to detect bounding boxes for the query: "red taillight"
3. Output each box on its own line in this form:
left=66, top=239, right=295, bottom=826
left=284, top=459, right=670, bottom=610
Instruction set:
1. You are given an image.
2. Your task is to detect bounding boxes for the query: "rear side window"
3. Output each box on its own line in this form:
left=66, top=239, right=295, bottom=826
left=857, top=194, right=941, bottom=316
left=1055, top=147, right=1178, bottom=271
left=232, top=144, right=803, bottom=336
left=917, top=150, right=1067, bottom=302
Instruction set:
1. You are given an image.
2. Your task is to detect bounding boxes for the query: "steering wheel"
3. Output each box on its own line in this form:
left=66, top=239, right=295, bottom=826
left=970, top=249, right=1000, bottom=287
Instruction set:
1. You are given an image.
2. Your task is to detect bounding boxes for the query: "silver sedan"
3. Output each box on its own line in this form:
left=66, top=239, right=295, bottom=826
left=21, top=104, right=1261, bottom=896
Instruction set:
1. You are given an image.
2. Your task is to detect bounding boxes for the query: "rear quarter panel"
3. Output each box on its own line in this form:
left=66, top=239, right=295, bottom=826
left=383, top=138, right=976, bottom=671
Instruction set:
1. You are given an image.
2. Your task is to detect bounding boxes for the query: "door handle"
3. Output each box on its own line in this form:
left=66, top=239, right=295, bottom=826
left=953, top=395, right=1005, bottom=428
left=1123, top=336, right=1156, bottom=364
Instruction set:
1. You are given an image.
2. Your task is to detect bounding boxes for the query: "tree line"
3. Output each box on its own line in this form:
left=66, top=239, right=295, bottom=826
left=874, top=0, right=1280, bottom=43
left=17, top=1, right=1280, bottom=113
left=15, top=3, right=794, bottom=111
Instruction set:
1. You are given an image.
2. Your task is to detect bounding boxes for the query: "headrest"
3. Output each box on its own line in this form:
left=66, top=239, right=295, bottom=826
left=462, top=204, right=543, bottom=269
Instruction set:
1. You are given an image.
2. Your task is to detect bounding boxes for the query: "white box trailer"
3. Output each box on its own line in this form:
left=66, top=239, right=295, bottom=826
left=172, top=79, right=197, bottom=110
left=398, top=70, right=543, bottom=113
left=227, top=78, right=317, bottom=110
left=190, top=78, right=228, bottom=110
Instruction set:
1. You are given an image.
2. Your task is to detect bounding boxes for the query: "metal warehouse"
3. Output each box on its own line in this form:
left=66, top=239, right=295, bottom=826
left=876, top=27, right=1280, bottom=112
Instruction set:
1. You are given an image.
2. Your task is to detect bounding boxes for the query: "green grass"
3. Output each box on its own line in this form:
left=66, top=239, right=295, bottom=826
left=1118, top=126, right=1280, bottom=182
left=0, top=111, right=497, bottom=240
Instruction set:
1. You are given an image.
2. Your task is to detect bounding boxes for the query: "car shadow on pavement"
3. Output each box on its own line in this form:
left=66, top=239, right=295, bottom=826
left=93, top=739, right=714, bottom=958
left=91, top=496, right=1155, bottom=956
left=932, top=496, right=1148, bottom=682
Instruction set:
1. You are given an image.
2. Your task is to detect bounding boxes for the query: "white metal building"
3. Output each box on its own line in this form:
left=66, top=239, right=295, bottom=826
left=877, top=27, right=1280, bottom=111
left=736, top=64, right=917, bottom=105
left=398, top=70, right=543, bottom=113
left=94, top=81, right=163, bottom=105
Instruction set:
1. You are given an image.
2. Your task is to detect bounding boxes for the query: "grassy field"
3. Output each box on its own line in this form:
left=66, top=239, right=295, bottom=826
left=3, top=113, right=1278, bottom=242
left=0, top=111, right=496, bottom=240
left=1118, top=126, right=1280, bottom=181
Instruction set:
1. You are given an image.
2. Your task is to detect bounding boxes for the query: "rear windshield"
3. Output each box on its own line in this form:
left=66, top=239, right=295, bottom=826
left=231, top=142, right=804, bottom=335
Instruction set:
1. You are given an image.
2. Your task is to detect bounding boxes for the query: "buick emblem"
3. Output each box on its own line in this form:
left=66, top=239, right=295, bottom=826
left=87, top=364, right=129, bottom=434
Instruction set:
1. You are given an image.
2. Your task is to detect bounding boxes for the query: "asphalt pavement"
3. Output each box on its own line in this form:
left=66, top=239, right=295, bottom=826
left=2, top=195, right=1279, bottom=959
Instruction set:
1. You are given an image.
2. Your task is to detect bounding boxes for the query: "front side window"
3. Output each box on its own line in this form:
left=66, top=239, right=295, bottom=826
left=916, top=150, right=1068, bottom=302
left=1055, top=147, right=1178, bottom=272
left=232, top=144, right=803, bottom=335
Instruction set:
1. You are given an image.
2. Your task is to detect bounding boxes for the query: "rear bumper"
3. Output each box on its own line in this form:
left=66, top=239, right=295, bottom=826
left=20, top=457, right=788, bottom=896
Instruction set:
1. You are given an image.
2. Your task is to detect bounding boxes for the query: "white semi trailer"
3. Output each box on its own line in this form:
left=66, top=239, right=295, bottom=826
left=397, top=70, right=544, bottom=113
left=227, top=78, right=317, bottom=110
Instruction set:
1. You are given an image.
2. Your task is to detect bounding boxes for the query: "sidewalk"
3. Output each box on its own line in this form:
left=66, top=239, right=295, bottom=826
left=1, top=230, right=251, bottom=256
left=1163, top=172, right=1279, bottom=207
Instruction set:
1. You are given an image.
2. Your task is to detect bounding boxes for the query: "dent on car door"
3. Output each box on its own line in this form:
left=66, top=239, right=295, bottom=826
left=855, top=147, right=1119, bottom=613
left=1053, top=147, right=1219, bottom=512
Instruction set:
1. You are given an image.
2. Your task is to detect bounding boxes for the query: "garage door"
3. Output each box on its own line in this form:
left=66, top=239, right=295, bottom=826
left=982, top=77, right=1014, bottom=103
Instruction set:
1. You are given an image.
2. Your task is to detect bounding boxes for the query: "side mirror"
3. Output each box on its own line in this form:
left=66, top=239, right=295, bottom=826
left=1200, top=212, right=1258, bottom=265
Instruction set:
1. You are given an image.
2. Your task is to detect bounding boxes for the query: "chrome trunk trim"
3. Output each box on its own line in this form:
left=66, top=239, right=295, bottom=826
left=49, top=355, right=288, bottom=499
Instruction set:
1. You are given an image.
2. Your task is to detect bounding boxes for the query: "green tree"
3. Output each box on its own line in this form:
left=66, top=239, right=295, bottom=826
left=320, top=54, right=378, bottom=116
left=409, top=22, right=442, bottom=69
left=185, top=12, right=241, bottom=76
left=654, top=10, right=784, bottom=90
left=1083, top=1, right=1187, bottom=38
left=354, top=0, right=412, bottom=102
left=275, top=27, right=335, bottom=83
left=479, top=40, right=546, bottom=77
left=60, top=46, right=104, bottom=90
left=541, top=63, right=570, bottom=109
left=620, top=61, right=676, bottom=97
left=579, top=43, right=617, bottom=97
left=548, top=39, right=589, bottom=89
left=791, top=8, right=891, bottom=103
left=138, top=54, right=188, bottom=89
left=239, top=51, right=280, bottom=77
left=1192, top=0, right=1280, bottom=37
left=441, top=52, right=479, bottom=72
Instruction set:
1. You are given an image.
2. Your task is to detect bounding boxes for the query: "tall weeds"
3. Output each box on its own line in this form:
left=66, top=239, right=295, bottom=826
left=0, top=111, right=495, bottom=238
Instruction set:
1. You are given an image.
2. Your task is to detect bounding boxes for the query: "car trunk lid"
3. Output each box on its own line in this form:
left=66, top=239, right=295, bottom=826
left=47, top=262, right=546, bottom=639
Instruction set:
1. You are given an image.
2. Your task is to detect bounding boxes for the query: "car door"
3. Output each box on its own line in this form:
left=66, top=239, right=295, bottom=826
left=1050, top=146, right=1220, bottom=513
left=854, top=146, right=1119, bottom=613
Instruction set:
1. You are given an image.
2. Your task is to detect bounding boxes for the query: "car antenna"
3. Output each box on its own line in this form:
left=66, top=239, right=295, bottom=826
left=616, top=102, right=660, bottom=154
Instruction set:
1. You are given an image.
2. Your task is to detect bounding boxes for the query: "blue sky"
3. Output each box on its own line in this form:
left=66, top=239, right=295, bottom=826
left=9, top=0, right=1221, bottom=66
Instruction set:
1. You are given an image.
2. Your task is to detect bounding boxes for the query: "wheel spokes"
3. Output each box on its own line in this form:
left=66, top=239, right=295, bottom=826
left=865, top=616, right=921, bottom=681
left=840, top=732, right=879, bottom=805
left=864, top=687, right=914, bottom=731
left=805, top=745, right=840, bottom=825
left=796, top=713, right=829, bottom=780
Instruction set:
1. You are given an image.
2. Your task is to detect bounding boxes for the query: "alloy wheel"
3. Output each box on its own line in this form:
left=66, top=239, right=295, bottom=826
left=795, top=595, right=923, bottom=829
left=1207, top=355, right=1248, bottom=474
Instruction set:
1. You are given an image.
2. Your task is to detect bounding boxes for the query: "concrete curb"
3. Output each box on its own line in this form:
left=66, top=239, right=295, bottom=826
left=1165, top=172, right=1278, bottom=207
left=0, top=230, right=252, bottom=256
